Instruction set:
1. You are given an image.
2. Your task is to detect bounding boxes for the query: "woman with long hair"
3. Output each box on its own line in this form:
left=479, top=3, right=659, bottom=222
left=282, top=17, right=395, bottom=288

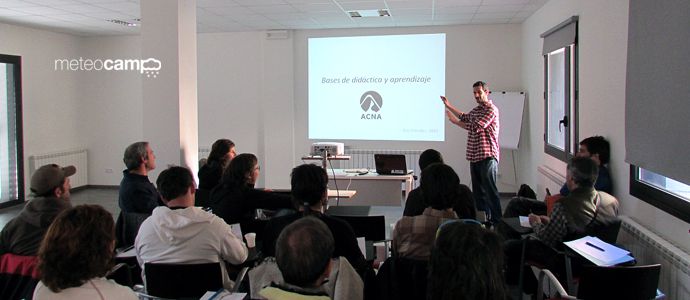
left=198, top=139, right=236, bottom=190
left=34, top=205, right=137, bottom=299
left=209, top=153, right=292, bottom=227
left=427, top=222, right=507, bottom=300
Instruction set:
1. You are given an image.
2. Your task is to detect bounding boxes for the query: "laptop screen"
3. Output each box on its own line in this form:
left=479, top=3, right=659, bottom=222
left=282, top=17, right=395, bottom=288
left=374, top=154, right=408, bottom=175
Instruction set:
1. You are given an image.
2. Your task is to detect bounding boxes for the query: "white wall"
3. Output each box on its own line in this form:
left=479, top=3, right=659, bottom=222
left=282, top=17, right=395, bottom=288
left=0, top=23, right=84, bottom=194
left=80, top=35, right=143, bottom=185
left=293, top=25, right=523, bottom=189
left=520, top=0, right=690, bottom=251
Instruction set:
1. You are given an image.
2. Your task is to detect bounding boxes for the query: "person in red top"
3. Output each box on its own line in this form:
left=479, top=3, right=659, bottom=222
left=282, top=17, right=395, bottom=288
left=441, top=81, right=501, bottom=224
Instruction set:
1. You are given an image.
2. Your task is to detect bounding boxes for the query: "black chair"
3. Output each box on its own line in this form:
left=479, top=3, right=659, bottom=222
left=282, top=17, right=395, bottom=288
left=326, top=214, right=386, bottom=259
left=105, top=263, right=133, bottom=288
left=517, top=213, right=623, bottom=297
left=115, top=211, right=149, bottom=249
left=194, top=188, right=212, bottom=208
left=143, top=262, right=223, bottom=299
left=375, top=256, right=428, bottom=300
left=537, top=264, right=662, bottom=300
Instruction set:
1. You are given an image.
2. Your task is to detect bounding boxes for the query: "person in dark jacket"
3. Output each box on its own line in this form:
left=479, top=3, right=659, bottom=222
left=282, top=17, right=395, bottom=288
left=261, top=164, right=368, bottom=279
left=403, top=149, right=444, bottom=217
left=118, top=141, right=160, bottom=214
left=209, top=153, right=292, bottom=227
left=198, top=139, right=236, bottom=190
left=0, top=164, right=75, bottom=256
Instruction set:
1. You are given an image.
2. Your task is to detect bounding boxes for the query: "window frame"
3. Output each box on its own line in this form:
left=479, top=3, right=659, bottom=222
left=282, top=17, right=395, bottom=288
left=543, top=18, right=579, bottom=163
left=0, top=54, right=25, bottom=209
left=630, top=165, right=690, bottom=223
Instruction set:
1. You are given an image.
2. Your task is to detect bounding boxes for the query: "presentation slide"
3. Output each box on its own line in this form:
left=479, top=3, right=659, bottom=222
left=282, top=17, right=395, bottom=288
left=308, top=33, right=446, bottom=141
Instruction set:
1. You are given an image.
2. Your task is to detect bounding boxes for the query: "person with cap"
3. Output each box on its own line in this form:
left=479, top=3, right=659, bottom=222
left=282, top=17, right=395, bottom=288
left=0, top=164, right=75, bottom=256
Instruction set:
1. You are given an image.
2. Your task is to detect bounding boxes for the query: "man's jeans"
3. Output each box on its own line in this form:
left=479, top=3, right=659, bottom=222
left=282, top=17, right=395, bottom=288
left=470, top=157, right=502, bottom=223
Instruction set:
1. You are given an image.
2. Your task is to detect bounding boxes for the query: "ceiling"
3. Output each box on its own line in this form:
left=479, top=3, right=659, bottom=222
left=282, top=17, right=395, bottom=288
left=0, top=0, right=547, bottom=36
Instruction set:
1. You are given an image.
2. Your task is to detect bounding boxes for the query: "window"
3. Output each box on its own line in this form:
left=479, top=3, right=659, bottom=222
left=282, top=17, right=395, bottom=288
left=630, top=166, right=690, bottom=223
left=0, top=54, right=24, bottom=208
left=542, top=16, right=578, bottom=162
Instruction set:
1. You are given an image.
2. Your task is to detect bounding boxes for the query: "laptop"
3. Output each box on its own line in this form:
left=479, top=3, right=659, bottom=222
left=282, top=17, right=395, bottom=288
left=374, top=154, right=411, bottom=175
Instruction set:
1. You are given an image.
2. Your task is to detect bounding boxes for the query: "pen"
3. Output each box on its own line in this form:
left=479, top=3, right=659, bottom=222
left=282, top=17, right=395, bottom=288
left=585, top=241, right=605, bottom=252
left=208, top=288, right=224, bottom=300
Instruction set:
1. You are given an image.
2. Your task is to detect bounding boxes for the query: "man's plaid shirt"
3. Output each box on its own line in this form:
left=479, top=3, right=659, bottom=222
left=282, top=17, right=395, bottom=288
left=458, top=100, right=500, bottom=162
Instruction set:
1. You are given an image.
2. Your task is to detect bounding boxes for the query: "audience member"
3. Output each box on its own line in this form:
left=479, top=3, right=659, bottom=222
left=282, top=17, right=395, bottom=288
left=33, top=205, right=137, bottom=300
left=198, top=139, right=236, bottom=190
left=403, top=149, right=443, bottom=216
left=504, top=157, right=619, bottom=293
left=259, top=217, right=333, bottom=300
left=261, top=164, right=368, bottom=278
left=209, top=153, right=292, bottom=226
left=393, top=163, right=472, bottom=260
left=0, top=164, right=75, bottom=256
left=135, top=166, right=248, bottom=290
left=118, top=141, right=160, bottom=214
left=560, top=136, right=613, bottom=195
left=428, top=221, right=507, bottom=300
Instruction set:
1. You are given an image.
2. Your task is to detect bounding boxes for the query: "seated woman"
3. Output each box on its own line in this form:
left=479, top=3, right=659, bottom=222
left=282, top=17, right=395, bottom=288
left=393, top=163, right=474, bottom=260
left=210, top=153, right=292, bottom=227
left=34, top=205, right=138, bottom=300
left=198, top=139, right=236, bottom=190
left=428, top=221, right=507, bottom=300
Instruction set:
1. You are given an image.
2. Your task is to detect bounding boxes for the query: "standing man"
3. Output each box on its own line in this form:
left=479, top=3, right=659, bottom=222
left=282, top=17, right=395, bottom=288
left=119, top=141, right=160, bottom=214
left=442, top=81, right=501, bottom=224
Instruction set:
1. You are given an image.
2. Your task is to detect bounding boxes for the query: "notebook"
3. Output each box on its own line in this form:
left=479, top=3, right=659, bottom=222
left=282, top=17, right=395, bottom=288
left=374, top=154, right=410, bottom=175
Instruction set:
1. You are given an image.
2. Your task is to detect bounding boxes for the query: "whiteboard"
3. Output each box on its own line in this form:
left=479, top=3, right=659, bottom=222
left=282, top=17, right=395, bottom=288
left=491, top=92, right=525, bottom=150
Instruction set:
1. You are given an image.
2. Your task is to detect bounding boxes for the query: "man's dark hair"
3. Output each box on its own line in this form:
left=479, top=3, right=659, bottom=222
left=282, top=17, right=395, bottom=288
left=568, top=157, right=599, bottom=188
left=418, top=149, right=444, bottom=171
left=421, top=163, right=461, bottom=210
left=472, top=81, right=488, bottom=89
left=156, top=166, right=195, bottom=201
left=429, top=222, right=506, bottom=300
left=207, top=139, right=235, bottom=166
left=580, top=136, right=610, bottom=165
left=275, top=217, right=334, bottom=287
left=38, top=205, right=115, bottom=293
left=290, top=164, right=328, bottom=209
left=221, top=153, right=257, bottom=188
left=123, top=141, right=149, bottom=170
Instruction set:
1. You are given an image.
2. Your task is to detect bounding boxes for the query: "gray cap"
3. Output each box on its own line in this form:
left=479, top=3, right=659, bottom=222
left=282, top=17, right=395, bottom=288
left=30, top=164, right=76, bottom=195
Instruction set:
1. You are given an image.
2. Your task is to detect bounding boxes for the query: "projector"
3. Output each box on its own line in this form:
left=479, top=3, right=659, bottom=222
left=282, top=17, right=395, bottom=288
left=311, top=142, right=344, bottom=156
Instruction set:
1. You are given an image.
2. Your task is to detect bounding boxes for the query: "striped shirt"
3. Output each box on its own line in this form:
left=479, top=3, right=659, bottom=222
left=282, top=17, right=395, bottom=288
left=458, top=100, right=500, bottom=162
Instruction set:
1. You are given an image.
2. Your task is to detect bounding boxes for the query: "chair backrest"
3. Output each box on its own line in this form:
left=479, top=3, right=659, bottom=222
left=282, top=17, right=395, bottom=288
left=194, top=188, right=212, bottom=208
left=584, top=213, right=622, bottom=244
left=577, top=264, right=661, bottom=300
left=375, top=256, right=428, bottom=300
left=144, top=262, right=223, bottom=299
left=328, top=214, right=386, bottom=242
left=115, top=211, right=149, bottom=249
left=0, top=253, right=40, bottom=300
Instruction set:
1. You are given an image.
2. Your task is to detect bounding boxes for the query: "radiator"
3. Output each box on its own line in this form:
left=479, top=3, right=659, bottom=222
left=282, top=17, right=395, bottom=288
left=28, top=149, right=88, bottom=189
left=537, top=165, right=566, bottom=199
left=617, top=216, right=690, bottom=300
left=335, top=149, right=422, bottom=188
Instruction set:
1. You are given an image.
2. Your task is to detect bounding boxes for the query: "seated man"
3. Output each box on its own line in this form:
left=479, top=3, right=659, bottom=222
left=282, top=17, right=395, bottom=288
left=259, top=217, right=334, bottom=300
left=560, top=136, right=613, bottom=195
left=403, top=149, right=444, bottom=216
left=119, top=141, right=160, bottom=214
left=0, top=164, right=75, bottom=256
left=502, top=136, right=614, bottom=219
left=261, top=164, right=367, bottom=278
left=504, top=157, right=619, bottom=293
left=135, top=166, right=248, bottom=290
left=393, top=163, right=469, bottom=261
